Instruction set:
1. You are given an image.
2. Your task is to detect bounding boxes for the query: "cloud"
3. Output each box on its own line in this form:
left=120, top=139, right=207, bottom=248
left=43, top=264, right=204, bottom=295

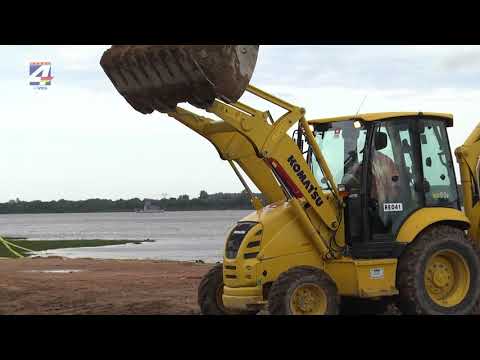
left=254, top=45, right=480, bottom=90
left=2, top=45, right=480, bottom=202
left=49, top=45, right=109, bottom=71
left=441, top=48, right=480, bottom=72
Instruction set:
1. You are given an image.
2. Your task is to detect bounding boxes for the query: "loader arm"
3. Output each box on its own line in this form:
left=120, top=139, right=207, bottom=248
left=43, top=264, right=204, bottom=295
left=167, top=107, right=285, bottom=205
left=170, top=85, right=344, bottom=258
left=455, top=123, right=480, bottom=245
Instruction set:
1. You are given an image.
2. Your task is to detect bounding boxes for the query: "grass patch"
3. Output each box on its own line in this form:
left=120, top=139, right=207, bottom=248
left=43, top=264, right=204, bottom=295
left=0, top=239, right=142, bottom=258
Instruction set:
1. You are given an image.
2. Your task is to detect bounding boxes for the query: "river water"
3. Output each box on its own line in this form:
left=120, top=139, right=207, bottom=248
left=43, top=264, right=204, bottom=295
left=0, top=210, right=252, bottom=262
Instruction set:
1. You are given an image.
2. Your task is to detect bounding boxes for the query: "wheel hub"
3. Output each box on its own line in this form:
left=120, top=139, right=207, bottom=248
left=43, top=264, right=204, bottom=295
left=424, top=250, right=470, bottom=307
left=295, top=289, right=315, bottom=312
left=432, top=266, right=450, bottom=288
left=290, top=283, right=327, bottom=315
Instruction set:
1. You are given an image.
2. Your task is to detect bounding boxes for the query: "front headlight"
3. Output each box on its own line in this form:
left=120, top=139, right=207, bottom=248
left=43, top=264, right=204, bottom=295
left=225, top=222, right=258, bottom=259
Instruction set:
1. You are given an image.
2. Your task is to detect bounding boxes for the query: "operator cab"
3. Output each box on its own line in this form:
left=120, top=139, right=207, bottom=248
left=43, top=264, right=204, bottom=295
left=310, top=113, right=460, bottom=259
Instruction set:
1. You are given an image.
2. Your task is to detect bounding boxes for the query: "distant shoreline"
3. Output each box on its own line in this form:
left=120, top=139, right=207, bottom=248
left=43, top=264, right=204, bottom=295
left=0, top=192, right=261, bottom=215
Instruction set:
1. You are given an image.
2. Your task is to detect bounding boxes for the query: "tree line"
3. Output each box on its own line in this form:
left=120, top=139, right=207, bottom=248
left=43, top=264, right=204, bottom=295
left=0, top=185, right=465, bottom=214
left=0, top=190, right=264, bottom=214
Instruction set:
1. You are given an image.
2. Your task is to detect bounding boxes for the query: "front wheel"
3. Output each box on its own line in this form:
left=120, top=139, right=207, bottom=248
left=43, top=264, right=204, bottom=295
left=396, top=225, right=480, bottom=315
left=268, top=266, right=339, bottom=315
left=197, top=263, right=257, bottom=315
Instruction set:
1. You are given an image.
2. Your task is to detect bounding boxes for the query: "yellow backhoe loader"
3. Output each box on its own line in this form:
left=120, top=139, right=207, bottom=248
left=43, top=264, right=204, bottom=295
left=101, top=45, right=480, bottom=315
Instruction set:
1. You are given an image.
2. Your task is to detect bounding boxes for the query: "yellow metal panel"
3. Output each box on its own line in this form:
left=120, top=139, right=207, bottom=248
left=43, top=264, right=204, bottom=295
left=258, top=251, right=325, bottom=286
left=223, top=285, right=262, bottom=297
left=455, top=121, right=480, bottom=246
left=326, top=258, right=398, bottom=297
left=256, top=202, right=318, bottom=260
left=463, top=122, right=480, bottom=146
left=396, top=208, right=470, bottom=243
left=222, top=295, right=264, bottom=311
left=240, top=209, right=262, bottom=223
left=466, top=202, right=480, bottom=246
left=324, top=259, right=358, bottom=295
left=230, top=252, right=399, bottom=299
left=222, top=286, right=265, bottom=311
left=309, top=112, right=453, bottom=125
left=222, top=256, right=399, bottom=311
left=353, top=259, right=398, bottom=297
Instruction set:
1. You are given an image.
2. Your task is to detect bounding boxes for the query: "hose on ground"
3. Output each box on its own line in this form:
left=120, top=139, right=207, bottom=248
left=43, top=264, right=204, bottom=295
left=0, top=236, right=34, bottom=258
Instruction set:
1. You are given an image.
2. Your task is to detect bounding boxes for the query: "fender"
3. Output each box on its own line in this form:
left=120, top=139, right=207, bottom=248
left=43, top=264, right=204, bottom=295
left=396, top=207, right=470, bottom=243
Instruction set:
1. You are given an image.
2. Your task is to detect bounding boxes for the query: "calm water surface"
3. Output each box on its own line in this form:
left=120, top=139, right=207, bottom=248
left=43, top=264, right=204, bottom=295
left=0, top=210, right=252, bottom=262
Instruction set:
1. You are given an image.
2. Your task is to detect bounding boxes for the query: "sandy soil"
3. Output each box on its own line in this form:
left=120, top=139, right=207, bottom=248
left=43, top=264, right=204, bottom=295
left=0, top=257, right=402, bottom=315
left=0, top=257, right=213, bottom=315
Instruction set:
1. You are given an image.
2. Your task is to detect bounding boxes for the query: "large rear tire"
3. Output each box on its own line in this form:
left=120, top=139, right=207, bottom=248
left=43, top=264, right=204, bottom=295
left=268, top=266, right=339, bottom=315
left=396, top=225, right=480, bottom=315
left=197, top=263, right=257, bottom=315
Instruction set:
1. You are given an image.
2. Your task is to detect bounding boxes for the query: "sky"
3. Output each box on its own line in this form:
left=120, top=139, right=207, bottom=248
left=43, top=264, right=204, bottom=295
left=1, top=45, right=480, bottom=202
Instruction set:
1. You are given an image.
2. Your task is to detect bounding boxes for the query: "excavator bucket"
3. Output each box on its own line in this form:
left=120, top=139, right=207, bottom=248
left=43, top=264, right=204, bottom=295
left=100, top=45, right=259, bottom=114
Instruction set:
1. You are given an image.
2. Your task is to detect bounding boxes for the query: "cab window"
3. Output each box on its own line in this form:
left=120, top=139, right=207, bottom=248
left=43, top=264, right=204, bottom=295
left=313, top=121, right=367, bottom=190
left=420, top=120, right=459, bottom=208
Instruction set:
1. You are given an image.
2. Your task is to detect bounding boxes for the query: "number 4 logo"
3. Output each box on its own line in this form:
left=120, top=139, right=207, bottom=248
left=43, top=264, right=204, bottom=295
left=29, top=62, right=53, bottom=86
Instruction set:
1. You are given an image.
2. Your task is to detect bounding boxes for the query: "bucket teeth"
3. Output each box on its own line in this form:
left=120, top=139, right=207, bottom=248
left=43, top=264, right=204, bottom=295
left=100, top=45, right=259, bottom=114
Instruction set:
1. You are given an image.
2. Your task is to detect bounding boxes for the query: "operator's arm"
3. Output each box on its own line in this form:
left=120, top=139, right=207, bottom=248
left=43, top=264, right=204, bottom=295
left=371, top=152, right=401, bottom=202
left=389, top=158, right=401, bottom=199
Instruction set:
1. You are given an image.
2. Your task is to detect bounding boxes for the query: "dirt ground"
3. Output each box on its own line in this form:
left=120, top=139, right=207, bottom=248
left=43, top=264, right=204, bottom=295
left=0, top=257, right=402, bottom=315
left=0, top=257, right=213, bottom=315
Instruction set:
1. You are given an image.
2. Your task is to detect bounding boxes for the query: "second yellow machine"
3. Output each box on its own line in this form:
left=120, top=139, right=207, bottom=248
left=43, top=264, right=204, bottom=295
left=101, top=45, right=480, bottom=315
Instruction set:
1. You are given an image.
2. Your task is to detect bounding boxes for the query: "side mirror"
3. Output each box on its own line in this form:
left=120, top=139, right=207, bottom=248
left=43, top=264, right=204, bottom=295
left=375, top=132, right=388, bottom=151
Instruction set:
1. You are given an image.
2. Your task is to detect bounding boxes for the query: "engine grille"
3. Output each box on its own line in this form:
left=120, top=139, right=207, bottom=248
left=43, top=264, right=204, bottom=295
left=225, top=222, right=258, bottom=259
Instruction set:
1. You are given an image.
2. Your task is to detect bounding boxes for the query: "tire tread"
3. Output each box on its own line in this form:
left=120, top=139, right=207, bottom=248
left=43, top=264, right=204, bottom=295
left=268, top=266, right=339, bottom=315
left=396, top=225, right=480, bottom=315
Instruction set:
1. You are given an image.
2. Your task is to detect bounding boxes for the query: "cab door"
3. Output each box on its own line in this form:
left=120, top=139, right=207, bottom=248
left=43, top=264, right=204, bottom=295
left=367, top=119, right=424, bottom=241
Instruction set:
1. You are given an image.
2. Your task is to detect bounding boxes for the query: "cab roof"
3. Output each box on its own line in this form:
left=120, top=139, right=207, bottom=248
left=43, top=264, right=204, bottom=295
left=308, top=112, right=453, bottom=126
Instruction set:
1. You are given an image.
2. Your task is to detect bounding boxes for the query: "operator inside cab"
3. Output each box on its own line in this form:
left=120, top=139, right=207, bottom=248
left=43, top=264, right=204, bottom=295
left=314, top=120, right=407, bottom=237
left=340, top=127, right=401, bottom=232
left=314, top=116, right=459, bottom=244
left=370, top=131, right=401, bottom=231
